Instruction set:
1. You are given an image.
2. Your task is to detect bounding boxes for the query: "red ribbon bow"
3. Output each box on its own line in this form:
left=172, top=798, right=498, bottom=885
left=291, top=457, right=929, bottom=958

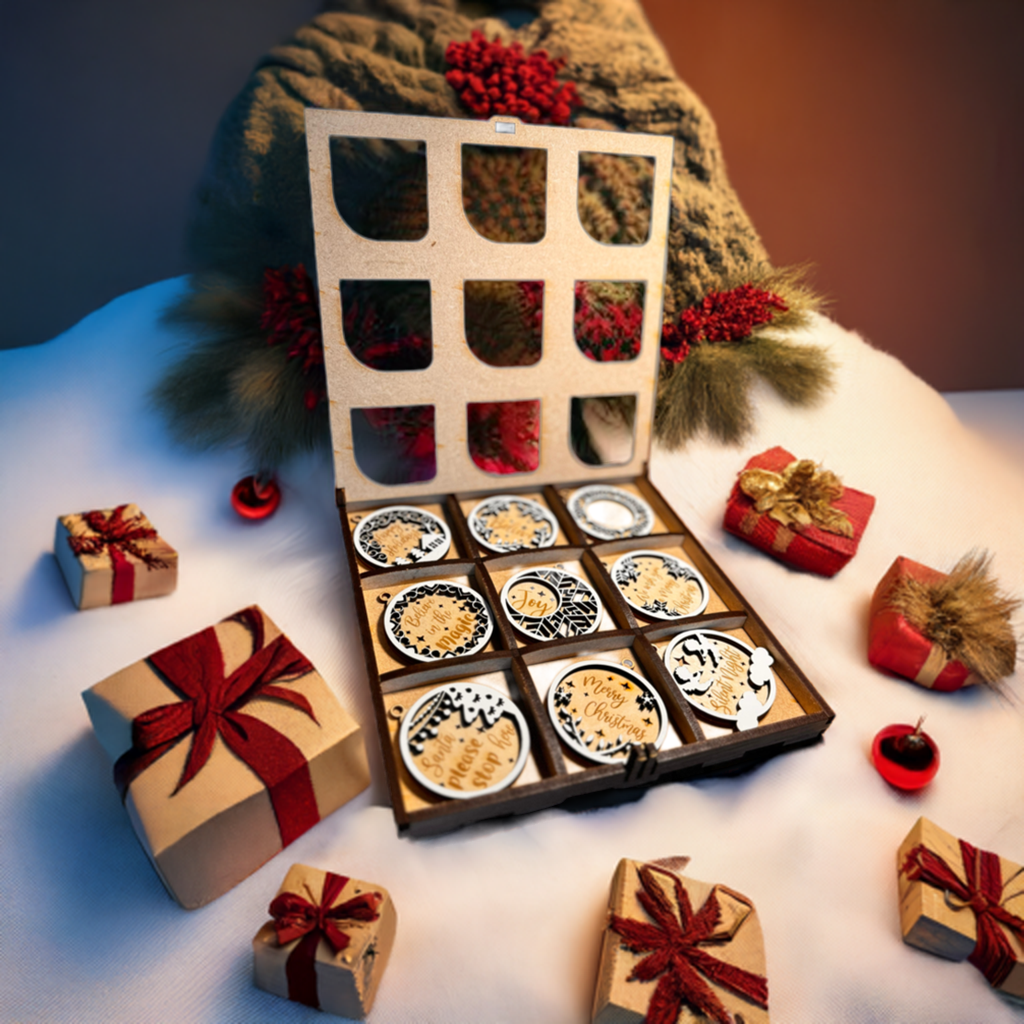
left=114, top=607, right=321, bottom=846
left=68, top=505, right=169, bottom=603
left=902, top=839, right=1024, bottom=988
left=270, top=872, right=382, bottom=1008
left=610, top=864, right=769, bottom=1024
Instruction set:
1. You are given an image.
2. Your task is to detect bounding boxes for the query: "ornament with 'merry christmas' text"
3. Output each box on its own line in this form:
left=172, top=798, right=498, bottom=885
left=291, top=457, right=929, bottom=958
left=547, top=661, right=667, bottom=764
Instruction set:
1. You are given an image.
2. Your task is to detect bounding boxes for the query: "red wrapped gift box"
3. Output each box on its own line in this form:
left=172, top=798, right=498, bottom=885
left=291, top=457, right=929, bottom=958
left=723, top=446, right=875, bottom=577
left=869, top=556, right=977, bottom=691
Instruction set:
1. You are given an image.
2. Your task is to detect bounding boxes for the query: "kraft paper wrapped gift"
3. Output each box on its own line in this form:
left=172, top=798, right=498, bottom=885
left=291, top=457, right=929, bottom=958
left=81, top=606, right=370, bottom=909
left=253, top=863, right=396, bottom=1018
left=54, top=503, right=178, bottom=609
left=898, top=816, right=1024, bottom=998
left=869, top=557, right=979, bottom=691
left=723, top=447, right=874, bottom=577
left=592, top=858, right=769, bottom=1024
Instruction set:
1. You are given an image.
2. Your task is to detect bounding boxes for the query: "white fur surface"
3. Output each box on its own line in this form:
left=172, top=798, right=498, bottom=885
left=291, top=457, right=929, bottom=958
left=1, top=282, right=1022, bottom=1023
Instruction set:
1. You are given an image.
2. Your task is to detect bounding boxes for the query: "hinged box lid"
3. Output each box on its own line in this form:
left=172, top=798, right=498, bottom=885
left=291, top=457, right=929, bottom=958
left=305, top=110, right=674, bottom=503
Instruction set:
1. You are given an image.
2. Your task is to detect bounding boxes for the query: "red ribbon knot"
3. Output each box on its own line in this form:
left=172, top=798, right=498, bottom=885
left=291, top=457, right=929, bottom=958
left=902, top=838, right=1024, bottom=988
left=270, top=871, right=382, bottom=1008
left=610, top=864, right=768, bottom=1024
left=114, top=607, right=322, bottom=846
left=68, top=505, right=169, bottom=603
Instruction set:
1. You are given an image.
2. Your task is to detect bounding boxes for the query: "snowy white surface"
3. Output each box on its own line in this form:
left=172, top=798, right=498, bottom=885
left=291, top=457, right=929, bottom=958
left=1, top=278, right=1022, bottom=1023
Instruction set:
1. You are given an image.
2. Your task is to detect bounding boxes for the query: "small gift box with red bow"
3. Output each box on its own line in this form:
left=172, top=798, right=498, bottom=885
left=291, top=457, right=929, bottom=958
left=869, top=554, right=1018, bottom=691
left=55, top=503, right=178, bottom=609
left=723, top=447, right=875, bottom=577
left=592, top=858, right=769, bottom=1024
left=81, top=606, right=370, bottom=909
left=898, top=816, right=1024, bottom=998
left=253, top=863, right=396, bottom=1018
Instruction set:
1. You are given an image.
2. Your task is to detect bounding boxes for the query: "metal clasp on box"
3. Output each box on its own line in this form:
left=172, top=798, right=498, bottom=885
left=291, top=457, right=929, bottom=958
left=623, top=742, right=659, bottom=785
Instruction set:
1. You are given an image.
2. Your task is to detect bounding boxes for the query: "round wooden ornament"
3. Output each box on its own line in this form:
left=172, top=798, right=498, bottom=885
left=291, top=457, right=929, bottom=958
left=468, top=495, right=559, bottom=553
left=663, top=629, right=776, bottom=730
left=611, top=550, right=710, bottom=620
left=546, top=660, right=667, bottom=764
left=566, top=485, right=654, bottom=541
left=398, top=682, right=530, bottom=799
left=383, top=581, right=492, bottom=662
left=500, top=567, right=602, bottom=641
left=353, top=505, right=451, bottom=568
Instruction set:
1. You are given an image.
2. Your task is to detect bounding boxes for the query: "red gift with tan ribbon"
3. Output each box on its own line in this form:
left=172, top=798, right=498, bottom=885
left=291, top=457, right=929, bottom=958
left=253, top=863, right=397, bottom=1019
left=898, top=816, right=1024, bottom=999
left=723, top=447, right=874, bottom=577
left=869, top=557, right=977, bottom=691
left=869, top=554, right=1018, bottom=692
left=54, top=503, right=178, bottom=609
left=592, top=858, right=769, bottom=1024
left=81, top=606, right=370, bottom=908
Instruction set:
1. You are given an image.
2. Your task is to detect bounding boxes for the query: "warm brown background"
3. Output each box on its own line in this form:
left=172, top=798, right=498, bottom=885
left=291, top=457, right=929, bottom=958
left=640, top=0, right=1024, bottom=390
left=2, top=1, right=1022, bottom=391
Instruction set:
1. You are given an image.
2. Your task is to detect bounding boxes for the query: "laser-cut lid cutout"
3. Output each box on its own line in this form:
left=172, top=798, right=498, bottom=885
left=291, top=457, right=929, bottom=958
left=306, top=111, right=674, bottom=503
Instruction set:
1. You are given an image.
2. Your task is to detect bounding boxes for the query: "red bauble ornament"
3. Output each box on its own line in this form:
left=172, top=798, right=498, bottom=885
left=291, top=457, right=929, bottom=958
left=231, top=475, right=282, bottom=520
left=872, top=721, right=940, bottom=791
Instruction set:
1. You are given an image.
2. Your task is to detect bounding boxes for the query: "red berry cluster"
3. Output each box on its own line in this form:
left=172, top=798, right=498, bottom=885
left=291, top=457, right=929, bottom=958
left=468, top=400, right=540, bottom=474
left=445, top=31, right=579, bottom=126
left=261, top=264, right=326, bottom=410
left=342, top=300, right=430, bottom=372
left=361, top=406, right=437, bottom=479
left=574, top=283, right=644, bottom=362
left=660, top=283, right=788, bottom=364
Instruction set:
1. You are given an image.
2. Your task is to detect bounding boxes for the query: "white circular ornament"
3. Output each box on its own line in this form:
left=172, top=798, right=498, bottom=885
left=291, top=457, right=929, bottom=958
left=399, top=682, right=530, bottom=799
left=611, top=550, right=710, bottom=620
left=500, top=567, right=602, bottom=641
left=663, top=629, right=776, bottom=730
left=353, top=505, right=451, bottom=568
left=383, top=581, right=493, bottom=662
left=546, top=660, right=667, bottom=765
left=567, top=485, right=654, bottom=541
left=468, top=494, right=559, bottom=553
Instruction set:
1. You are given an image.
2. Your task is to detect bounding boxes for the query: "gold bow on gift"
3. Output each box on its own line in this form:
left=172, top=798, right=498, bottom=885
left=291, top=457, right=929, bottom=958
left=739, top=459, right=853, bottom=537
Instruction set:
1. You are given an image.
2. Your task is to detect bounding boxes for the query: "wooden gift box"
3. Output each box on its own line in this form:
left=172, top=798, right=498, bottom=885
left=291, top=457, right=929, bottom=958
left=306, top=110, right=834, bottom=836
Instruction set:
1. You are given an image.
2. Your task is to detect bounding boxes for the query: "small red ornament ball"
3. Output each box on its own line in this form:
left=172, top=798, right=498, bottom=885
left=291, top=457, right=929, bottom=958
left=231, top=475, right=281, bottom=520
left=871, top=723, right=940, bottom=791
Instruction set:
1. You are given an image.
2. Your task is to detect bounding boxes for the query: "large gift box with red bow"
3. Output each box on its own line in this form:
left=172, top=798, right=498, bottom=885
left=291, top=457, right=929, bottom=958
left=55, top=503, right=178, bottom=609
left=723, top=447, right=875, bottom=577
left=592, top=858, right=769, bottom=1024
left=253, top=862, right=396, bottom=1018
left=898, top=816, right=1024, bottom=998
left=81, top=606, right=370, bottom=908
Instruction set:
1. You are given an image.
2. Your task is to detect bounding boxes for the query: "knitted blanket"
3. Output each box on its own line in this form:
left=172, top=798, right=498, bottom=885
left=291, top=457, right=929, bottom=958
left=158, top=0, right=829, bottom=472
